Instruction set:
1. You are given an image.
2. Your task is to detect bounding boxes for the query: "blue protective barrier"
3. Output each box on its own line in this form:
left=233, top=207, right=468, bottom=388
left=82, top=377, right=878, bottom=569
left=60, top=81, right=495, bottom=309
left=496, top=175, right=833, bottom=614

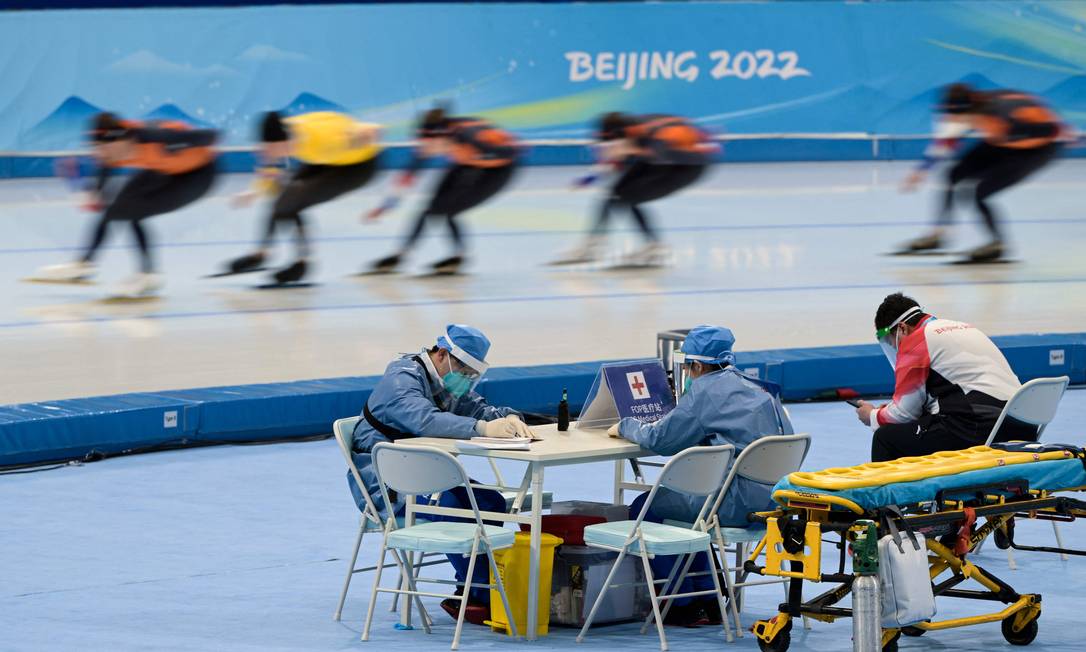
left=2, top=335, right=1084, bottom=467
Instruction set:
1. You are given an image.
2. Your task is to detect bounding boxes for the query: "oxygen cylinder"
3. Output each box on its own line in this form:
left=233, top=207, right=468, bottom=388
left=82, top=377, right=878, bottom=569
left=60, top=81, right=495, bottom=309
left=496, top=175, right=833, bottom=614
left=852, top=520, right=882, bottom=652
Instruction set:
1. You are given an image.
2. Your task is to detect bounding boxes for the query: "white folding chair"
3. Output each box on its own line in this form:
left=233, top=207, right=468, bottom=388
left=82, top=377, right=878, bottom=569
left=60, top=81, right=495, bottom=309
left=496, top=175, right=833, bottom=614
left=706, top=434, right=812, bottom=634
left=983, top=376, right=1069, bottom=446
left=982, top=377, right=1071, bottom=566
left=332, top=417, right=441, bottom=621
left=363, top=442, right=518, bottom=650
left=576, top=444, right=736, bottom=651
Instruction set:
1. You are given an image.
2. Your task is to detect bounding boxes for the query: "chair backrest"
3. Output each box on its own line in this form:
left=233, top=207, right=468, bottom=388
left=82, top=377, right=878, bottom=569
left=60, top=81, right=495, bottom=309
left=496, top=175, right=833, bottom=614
left=658, top=444, right=735, bottom=497
left=333, top=416, right=381, bottom=520
left=372, top=442, right=470, bottom=497
left=733, top=433, right=812, bottom=485
left=985, top=376, right=1069, bottom=445
left=1005, top=376, right=1069, bottom=426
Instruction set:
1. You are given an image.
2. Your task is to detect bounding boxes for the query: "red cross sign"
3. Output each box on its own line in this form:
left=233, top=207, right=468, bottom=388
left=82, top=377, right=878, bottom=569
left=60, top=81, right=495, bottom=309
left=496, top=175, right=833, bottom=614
left=626, top=372, right=650, bottom=400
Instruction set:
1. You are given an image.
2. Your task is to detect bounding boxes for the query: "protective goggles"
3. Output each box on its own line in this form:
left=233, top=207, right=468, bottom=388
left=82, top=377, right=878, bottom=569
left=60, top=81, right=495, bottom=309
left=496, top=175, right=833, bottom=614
left=877, top=306, right=924, bottom=364
left=442, top=328, right=489, bottom=378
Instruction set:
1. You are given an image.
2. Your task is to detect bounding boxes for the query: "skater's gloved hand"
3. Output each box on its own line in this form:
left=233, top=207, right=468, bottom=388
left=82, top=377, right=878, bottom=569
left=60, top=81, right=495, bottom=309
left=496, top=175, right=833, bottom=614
left=80, top=192, right=104, bottom=212
left=231, top=191, right=258, bottom=209
left=395, top=172, right=416, bottom=189
left=900, top=170, right=926, bottom=193
left=571, top=174, right=598, bottom=189
left=478, top=418, right=519, bottom=438
left=504, top=414, right=535, bottom=439
left=364, top=196, right=400, bottom=222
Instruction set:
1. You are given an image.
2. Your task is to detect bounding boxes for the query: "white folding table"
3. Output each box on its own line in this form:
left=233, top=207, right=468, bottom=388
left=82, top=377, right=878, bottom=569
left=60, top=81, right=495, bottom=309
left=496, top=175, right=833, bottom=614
left=400, top=422, right=653, bottom=640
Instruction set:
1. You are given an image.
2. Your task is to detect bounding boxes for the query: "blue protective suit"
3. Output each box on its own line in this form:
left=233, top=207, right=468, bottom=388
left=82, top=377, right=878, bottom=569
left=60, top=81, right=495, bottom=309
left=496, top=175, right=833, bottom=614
left=347, top=352, right=517, bottom=604
left=619, top=366, right=793, bottom=609
left=617, top=366, right=793, bottom=527
left=348, top=352, right=517, bottom=518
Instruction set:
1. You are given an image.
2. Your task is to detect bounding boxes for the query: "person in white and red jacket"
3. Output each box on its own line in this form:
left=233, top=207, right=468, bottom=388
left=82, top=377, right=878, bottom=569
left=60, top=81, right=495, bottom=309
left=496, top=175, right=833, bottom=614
left=856, top=293, right=1037, bottom=461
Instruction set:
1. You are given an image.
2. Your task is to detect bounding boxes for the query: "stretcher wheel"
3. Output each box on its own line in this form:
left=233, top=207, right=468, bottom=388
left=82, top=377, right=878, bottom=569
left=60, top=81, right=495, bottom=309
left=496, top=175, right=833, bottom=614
left=1001, top=615, right=1038, bottom=646
left=901, top=625, right=926, bottom=637
left=994, top=518, right=1015, bottom=550
left=757, top=620, right=793, bottom=652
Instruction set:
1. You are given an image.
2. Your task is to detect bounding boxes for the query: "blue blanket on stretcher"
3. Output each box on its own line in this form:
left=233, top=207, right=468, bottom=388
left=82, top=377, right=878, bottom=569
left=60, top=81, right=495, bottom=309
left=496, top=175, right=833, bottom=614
left=773, top=458, right=1086, bottom=512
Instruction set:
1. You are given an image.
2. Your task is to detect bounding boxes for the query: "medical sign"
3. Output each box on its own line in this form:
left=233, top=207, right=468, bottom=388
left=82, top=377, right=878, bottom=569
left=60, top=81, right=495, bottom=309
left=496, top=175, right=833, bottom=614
left=606, top=362, right=674, bottom=424
left=579, top=360, right=676, bottom=428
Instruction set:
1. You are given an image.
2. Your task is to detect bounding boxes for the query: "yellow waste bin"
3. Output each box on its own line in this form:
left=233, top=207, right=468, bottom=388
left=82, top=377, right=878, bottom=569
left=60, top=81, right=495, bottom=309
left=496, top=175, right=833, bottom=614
left=487, top=531, right=563, bottom=637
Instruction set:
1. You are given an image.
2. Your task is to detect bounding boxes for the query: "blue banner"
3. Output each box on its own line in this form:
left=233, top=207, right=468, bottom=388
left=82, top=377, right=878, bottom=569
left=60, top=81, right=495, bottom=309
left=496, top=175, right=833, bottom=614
left=1, top=1, right=1085, bottom=153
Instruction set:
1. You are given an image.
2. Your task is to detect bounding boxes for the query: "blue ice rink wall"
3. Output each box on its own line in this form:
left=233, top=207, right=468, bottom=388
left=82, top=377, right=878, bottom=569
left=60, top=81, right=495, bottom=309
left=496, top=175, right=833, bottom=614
left=2, top=1, right=1086, bottom=175
left=2, top=334, right=1084, bottom=467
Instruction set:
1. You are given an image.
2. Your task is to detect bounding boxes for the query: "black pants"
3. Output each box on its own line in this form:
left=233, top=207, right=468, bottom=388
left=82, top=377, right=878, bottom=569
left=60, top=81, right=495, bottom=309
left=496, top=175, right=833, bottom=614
left=401, top=163, right=516, bottom=254
left=83, top=161, right=217, bottom=272
left=593, top=162, right=705, bottom=241
left=264, top=157, right=379, bottom=258
left=938, top=142, right=1061, bottom=240
left=870, top=414, right=1038, bottom=462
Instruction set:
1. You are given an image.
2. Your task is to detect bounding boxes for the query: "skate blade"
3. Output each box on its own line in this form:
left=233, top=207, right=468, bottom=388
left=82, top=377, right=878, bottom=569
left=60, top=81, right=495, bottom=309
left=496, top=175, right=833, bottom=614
left=415, top=270, right=466, bottom=278
left=883, top=250, right=951, bottom=257
left=204, top=267, right=268, bottom=278
left=547, top=257, right=596, bottom=267
left=254, top=281, right=319, bottom=290
left=606, top=262, right=667, bottom=271
left=99, top=294, right=160, bottom=304
left=22, top=277, right=96, bottom=286
left=947, top=258, right=1018, bottom=266
left=352, top=269, right=400, bottom=277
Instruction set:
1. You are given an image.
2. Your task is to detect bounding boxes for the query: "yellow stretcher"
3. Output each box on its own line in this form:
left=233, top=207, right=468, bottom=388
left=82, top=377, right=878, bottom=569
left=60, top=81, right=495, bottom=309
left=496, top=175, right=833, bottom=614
left=746, top=443, right=1086, bottom=652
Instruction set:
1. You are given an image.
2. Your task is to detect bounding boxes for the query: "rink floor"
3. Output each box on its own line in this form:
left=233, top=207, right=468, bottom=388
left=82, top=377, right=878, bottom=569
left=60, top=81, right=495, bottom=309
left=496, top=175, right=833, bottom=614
left=3, top=394, right=1085, bottom=652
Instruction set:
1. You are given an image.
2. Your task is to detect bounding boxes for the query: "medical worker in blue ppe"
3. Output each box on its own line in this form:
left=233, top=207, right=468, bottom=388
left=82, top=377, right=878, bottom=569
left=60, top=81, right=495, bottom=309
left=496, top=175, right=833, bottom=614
left=607, top=325, right=793, bottom=625
left=348, top=324, right=533, bottom=622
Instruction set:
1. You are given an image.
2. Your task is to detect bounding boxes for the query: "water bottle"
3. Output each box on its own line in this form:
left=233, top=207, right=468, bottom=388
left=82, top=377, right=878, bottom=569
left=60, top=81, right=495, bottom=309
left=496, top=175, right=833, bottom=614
left=558, top=388, right=570, bottom=431
left=852, top=520, right=882, bottom=652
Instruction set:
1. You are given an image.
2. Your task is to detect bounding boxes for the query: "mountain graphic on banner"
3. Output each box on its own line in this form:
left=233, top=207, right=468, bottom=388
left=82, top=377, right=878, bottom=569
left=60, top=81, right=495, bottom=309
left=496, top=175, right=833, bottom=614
left=143, top=103, right=214, bottom=129
left=280, top=92, right=345, bottom=115
left=23, top=96, right=104, bottom=150
left=1044, top=76, right=1086, bottom=111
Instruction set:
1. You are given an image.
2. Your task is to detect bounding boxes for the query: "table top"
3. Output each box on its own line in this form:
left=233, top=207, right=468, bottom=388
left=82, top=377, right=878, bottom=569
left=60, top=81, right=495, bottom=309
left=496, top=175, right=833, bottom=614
left=407, top=422, right=647, bottom=464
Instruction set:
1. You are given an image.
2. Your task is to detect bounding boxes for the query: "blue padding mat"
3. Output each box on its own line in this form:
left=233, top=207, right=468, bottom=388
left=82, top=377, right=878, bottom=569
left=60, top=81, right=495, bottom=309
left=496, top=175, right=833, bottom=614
left=773, top=457, right=1086, bottom=512
left=2, top=333, right=1083, bottom=467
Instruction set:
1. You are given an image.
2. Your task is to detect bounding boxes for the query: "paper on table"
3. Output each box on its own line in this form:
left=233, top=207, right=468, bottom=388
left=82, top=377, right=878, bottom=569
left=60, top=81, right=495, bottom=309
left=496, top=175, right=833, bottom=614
left=457, top=437, right=533, bottom=451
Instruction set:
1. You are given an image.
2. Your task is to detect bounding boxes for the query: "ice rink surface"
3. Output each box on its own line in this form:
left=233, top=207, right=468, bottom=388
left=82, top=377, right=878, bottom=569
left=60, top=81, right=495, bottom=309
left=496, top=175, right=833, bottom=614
left=1, top=160, right=1084, bottom=404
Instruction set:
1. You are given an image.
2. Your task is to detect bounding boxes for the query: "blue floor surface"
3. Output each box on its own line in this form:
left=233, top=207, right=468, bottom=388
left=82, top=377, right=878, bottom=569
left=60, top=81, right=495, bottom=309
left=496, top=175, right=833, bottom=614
left=4, top=390, right=1085, bottom=651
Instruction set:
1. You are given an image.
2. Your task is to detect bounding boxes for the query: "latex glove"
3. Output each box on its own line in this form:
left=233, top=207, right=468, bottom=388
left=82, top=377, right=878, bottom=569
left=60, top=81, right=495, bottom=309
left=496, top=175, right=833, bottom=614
left=505, top=414, right=535, bottom=439
left=900, top=170, right=926, bottom=193
left=478, top=418, right=518, bottom=438
left=606, top=423, right=621, bottom=438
